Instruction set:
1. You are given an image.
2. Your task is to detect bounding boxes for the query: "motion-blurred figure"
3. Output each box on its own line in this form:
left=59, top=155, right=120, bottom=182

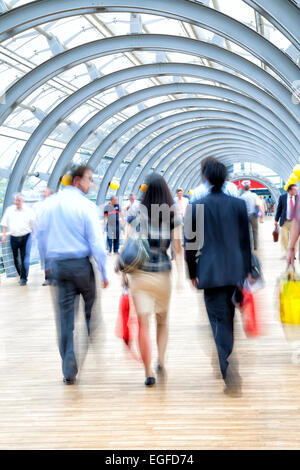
left=125, top=174, right=181, bottom=386
left=258, top=196, right=267, bottom=224
left=240, top=180, right=260, bottom=251
left=275, top=184, right=298, bottom=258
left=185, top=159, right=252, bottom=396
left=125, top=193, right=140, bottom=224
left=1, top=193, right=35, bottom=285
left=104, top=196, right=122, bottom=254
left=37, top=165, right=108, bottom=384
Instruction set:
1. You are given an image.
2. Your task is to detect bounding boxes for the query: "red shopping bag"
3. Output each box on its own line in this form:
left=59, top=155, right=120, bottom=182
left=115, top=286, right=140, bottom=360
left=241, top=288, right=259, bottom=337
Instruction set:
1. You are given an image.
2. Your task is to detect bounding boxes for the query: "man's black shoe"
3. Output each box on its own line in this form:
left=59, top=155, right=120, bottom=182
left=63, top=377, right=76, bottom=385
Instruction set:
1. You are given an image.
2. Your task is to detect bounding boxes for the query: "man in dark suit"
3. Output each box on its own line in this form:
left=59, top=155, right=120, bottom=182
left=184, top=159, right=252, bottom=396
left=275, top=184, right=298, bottom=257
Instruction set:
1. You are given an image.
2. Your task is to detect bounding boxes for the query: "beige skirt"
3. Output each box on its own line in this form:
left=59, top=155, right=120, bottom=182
left=128, top=270, right=172, bottom=321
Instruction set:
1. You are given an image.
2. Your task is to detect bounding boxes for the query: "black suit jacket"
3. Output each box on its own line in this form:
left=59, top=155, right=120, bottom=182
left=275, top=194, right=297, bottom=227
left=184, top=191, right=252, bottom=290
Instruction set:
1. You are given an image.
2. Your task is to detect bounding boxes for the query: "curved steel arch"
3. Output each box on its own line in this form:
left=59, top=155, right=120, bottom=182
left=175, top=146, right=289, bottom=191
left=1, top=36, right=300, bottom=133
left=46, top=61, right=300, bottom=190
left=0, top=0, right=298, bottom=90
left=178, top=146, right=289, bottom=191
left=169, top=139, right=288, bottom=188
left=170, top=144, right=288, bottom=191
left=122, top=116, right=289, bottom=198
left=187, top=151, right=284, bottom=186
left=181, top=154, right=283, bottom=196
left=161, top=128, right=285, bottom=180
left=3, top=59, right=300, bottom=210
left=187, top=167, right=281, bottom=205
left=130, top=121, right=290, bottom=197
left=4, top=67, right=299, bottom=210
left=131, top=112, right=293, bottom=195
left=6, top=74, right=262, bottom=210
left=243, top=0, right=300, bottom=50
left=95, top=96, right=296, bottom=205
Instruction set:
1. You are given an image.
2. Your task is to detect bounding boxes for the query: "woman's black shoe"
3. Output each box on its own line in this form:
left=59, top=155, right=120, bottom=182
left=145, top=377, right=156, bottom=386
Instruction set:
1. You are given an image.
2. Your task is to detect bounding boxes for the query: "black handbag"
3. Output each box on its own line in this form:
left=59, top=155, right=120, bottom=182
left=118, top=235, right=150, bottom=273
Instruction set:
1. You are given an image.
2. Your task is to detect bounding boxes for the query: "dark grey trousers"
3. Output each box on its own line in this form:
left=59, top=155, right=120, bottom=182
left=204, top=286, right=241, bottom=387
left=249, top=213, right=258, bottom=251
left=53, top=257, right=96, bottom=380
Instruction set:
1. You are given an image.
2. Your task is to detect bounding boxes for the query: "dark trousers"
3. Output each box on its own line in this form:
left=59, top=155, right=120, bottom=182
left=249, top=214, right=258, bottom=250
left=107, top=226, right=120, bottom=253
left=204, top=286, right=240, bottom=386
left=10, top=233, right=31, bottom=281
left=53, top=257, right=96, bottom=380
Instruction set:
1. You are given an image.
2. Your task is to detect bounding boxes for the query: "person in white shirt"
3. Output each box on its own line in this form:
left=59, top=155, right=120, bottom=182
left=240, top=180, right=260, bottom=251
left=174, top=188, right=189, bottom=222
left=125, top=193, right=140, bottom=223
left=124, top=193, right=140, bottom=240
left=1, top=193, right=35, bottom=285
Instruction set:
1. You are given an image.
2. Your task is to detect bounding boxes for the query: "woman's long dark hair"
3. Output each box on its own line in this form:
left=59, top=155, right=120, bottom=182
left=140, top=173, right=175, bottom=224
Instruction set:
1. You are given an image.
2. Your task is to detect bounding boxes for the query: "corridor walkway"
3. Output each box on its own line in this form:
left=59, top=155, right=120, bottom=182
left=1, top=217, right=300, bottom=450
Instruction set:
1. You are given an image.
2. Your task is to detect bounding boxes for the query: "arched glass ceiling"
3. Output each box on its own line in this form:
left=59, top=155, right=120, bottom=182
left=0, top=0, right=299, bottom=210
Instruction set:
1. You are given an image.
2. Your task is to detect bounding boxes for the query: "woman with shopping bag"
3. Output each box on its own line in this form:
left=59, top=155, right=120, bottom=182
left=117, top=174, right=182, bottom=386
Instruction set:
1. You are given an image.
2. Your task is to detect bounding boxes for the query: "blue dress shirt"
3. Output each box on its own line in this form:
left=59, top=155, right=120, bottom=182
left=37, top=186, right=107, bottom=282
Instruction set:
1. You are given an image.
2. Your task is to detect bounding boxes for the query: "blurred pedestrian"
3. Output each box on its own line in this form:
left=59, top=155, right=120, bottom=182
left=1, top=193, right=35, bottom=285
left=258, top=196, right=267, bottom=224
left=125, top=193, right=140, bottom=224
left=240, top=180, right=260, bottom=251
left=125, top=174, right=181, bottom=386
left=275, top=184, right=298, bottom=258
left=37, top=165, right=108, bottom=384
left=185, top=159, right=252, bottom=396
left=104, top=196, right=122, bottom=254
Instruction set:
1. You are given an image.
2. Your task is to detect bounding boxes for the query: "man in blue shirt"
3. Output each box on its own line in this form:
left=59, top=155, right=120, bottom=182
left=37, top=165, right=108, bottom=384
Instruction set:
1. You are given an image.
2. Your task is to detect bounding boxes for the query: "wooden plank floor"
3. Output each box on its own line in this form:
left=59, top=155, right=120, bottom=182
left=1, top=217, right=300, bottom=450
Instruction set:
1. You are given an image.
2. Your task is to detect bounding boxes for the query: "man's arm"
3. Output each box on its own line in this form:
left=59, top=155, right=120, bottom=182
left=184, top=202, right=199, bottom=286
left=239, top=200, right=252, bottom=276
left=1, top=208, right=9, bottom=243
left=1, top=225, right=8, bottom=244
left=85, top=205, right=108, bottom=286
